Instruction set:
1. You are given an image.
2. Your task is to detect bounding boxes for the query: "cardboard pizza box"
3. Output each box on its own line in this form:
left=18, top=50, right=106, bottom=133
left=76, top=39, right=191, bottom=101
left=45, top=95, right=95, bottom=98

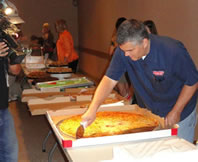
left=22, top=87, right=96, bottom=102
left=46, top=105, right=178, bottom=148
left=25, top=88, right=129, bottom=115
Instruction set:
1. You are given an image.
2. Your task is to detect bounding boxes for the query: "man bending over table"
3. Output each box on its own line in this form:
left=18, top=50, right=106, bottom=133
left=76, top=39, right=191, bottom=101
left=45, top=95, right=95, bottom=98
left=81, top=19, right=198, bottom=143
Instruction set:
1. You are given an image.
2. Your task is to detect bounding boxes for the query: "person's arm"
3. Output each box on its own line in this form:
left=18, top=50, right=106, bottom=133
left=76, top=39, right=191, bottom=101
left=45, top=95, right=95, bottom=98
left=0, top=42, right=21, bottom=75
left=165, top=83, right=198, bottom=127
left=82, top=75, right=118, bottom=126
left=58, top=32, right=72, bottom=61
left=63, top=36, right=72, bottom=60
left=108, top=42, right=115, bottom=56
left=9, top=64, right=21, bottom=75
left=108, top=30, right=117, bottom=56
left=43, top=33, right=49, bottom=40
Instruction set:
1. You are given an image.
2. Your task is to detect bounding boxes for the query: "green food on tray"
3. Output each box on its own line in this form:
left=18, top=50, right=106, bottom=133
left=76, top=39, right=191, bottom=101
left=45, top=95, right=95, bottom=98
left=37, top=77, right=91, bottom=88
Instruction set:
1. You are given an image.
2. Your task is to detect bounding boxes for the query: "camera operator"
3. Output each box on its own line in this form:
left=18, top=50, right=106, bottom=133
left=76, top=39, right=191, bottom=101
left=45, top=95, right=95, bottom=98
left=0, top=41, right=21, bottom=162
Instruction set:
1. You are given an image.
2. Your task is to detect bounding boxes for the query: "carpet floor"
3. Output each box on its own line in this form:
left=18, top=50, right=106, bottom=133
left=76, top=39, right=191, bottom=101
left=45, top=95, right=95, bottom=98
left=9, top=101, right=68, bottom=162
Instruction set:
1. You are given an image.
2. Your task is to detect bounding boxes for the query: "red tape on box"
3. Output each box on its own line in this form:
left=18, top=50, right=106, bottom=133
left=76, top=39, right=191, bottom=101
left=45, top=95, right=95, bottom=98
left=62, top=140, right=72, bottom=148
left=171, top=128, right=178, bottom=136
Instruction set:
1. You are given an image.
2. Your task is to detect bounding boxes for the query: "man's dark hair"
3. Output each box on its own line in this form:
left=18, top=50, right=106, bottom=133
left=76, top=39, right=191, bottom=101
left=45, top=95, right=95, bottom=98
left=116, top=19, right=149, bottom=45
left=115, top=17, right=127, bottom=30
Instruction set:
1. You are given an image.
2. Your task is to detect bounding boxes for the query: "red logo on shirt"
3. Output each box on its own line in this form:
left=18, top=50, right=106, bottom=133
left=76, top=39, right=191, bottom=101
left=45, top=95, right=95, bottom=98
left=152, top=71, right=164, bottom=76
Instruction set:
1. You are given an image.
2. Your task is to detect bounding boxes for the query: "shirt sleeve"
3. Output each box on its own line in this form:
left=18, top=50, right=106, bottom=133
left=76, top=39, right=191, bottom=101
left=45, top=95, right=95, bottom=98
left=173, top=42, right=198, bottom=86
left=57, top=33, right=72, bottom=61
left=62, top=35, right=72, bottom=58
left=105, top=47, right=126, bottom=81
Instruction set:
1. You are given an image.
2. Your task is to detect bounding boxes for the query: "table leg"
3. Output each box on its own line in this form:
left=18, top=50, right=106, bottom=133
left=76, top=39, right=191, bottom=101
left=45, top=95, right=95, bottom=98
left=42, top=130, right=52, bottom=152
left=48, top=142, right=58, bottom=162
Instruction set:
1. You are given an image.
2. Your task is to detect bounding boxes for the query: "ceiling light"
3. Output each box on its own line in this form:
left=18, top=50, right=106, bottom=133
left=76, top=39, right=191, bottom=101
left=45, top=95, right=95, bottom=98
left=4, top=7, right=13, bottom=15
left=0, top=0, right=25, bottom=24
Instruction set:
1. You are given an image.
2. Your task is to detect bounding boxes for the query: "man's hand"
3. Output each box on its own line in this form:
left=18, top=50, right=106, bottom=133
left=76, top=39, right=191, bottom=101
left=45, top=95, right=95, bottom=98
left=164, top=83, right=198, bottom=128
left=81, top=108, right=97, bottom=127
left=81, top=76, right=118, bottom=127
left=0, top=42, right=9, bottom=57
left=165, top=109, right=181, bottom=128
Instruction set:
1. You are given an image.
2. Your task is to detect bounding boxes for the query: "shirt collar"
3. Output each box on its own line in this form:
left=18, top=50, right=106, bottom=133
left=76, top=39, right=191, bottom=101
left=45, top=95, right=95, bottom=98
left=142, top=55, right=147, bottom=60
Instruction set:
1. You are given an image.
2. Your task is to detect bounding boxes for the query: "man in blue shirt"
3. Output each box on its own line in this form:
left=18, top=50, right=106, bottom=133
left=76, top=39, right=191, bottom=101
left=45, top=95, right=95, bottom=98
left=82, top=19, right=198, bottom=143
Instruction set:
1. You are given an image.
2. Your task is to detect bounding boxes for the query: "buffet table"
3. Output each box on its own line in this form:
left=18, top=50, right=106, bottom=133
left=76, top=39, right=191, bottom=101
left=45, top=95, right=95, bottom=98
left=21, top=63, right=130, bottom=162
left=65, top=136, right=198, bottom=162
left=45, top=104, right=198, bottom=162
left=21, top=60, right=198, bottom=162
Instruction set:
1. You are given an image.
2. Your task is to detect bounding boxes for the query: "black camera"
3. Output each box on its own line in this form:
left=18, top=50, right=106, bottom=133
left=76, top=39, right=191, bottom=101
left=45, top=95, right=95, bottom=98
left=0, top=29, right=25, bottom=65
left=0, top=15, right=25, bottom=65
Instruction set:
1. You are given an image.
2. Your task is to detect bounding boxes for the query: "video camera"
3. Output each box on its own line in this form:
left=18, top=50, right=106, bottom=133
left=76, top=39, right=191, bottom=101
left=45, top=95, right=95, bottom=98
left=0, top=14, right=25, bottom=65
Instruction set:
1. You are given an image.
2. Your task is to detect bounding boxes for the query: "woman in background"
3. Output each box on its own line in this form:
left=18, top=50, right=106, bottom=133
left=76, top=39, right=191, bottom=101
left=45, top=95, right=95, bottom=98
left=143, top=20, right=158, bottom=34
left=109, top=17, right=127, bottom=56
left=42, top=23, right=55, bottom=60
left=55, top=19, right=79, bottom=72
left=108, top=17, right=133, bottom=100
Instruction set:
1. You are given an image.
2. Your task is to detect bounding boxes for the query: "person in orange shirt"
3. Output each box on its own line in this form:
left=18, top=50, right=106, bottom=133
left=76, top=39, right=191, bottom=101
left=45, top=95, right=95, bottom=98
left=55, top=19, right=79, bottom=72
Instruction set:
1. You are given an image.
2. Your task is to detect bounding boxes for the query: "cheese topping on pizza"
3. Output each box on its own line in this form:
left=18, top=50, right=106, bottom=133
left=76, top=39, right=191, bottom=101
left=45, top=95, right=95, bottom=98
left=58, top=111, right=159, bottom=138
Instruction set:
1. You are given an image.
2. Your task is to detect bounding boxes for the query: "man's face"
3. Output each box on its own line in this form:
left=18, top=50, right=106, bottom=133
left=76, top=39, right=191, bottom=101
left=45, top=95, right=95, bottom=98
left=119, top=39, right=149, bottom=61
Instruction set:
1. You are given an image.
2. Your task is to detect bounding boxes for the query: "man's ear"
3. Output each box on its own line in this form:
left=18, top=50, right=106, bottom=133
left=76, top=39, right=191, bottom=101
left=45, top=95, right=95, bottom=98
left=142, top=38, right=149, bottom=48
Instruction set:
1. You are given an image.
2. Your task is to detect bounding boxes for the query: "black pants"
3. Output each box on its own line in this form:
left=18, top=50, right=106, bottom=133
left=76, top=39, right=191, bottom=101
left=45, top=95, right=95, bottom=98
left=68, top=59, right=78, bottom=73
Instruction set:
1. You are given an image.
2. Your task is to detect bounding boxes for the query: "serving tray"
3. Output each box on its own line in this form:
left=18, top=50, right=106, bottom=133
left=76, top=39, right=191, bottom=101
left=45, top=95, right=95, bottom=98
left=35, top=77, right=94, bottom=90
left=46, top=67, right=73, bottom=74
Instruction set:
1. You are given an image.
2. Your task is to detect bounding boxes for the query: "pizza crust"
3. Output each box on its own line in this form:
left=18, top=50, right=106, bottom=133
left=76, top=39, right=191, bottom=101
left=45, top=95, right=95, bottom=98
left=57, top=111, right=159, bottom=138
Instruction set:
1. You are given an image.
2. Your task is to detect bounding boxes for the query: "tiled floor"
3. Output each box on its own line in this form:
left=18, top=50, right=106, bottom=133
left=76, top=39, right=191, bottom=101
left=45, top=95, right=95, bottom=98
left=9, top=101, right=68, bottom=162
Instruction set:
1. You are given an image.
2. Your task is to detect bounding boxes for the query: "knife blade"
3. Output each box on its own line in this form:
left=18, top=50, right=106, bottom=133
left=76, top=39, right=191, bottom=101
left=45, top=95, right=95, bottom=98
left=76, top=122, right=87, bottom=139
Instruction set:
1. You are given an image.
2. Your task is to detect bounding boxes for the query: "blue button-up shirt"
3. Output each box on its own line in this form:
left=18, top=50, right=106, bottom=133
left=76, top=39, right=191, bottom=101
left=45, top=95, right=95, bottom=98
left=106, top=34, right=198, bottom=121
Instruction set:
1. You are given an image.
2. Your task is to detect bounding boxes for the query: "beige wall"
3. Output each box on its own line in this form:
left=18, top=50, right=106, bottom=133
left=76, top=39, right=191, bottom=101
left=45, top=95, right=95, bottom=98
left=9, top=0, right=78, bottom=46
left=78, top=0, right=198, bottom=79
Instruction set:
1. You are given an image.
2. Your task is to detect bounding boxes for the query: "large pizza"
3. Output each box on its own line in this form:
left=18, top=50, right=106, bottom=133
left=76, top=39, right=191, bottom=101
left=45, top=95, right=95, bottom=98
left=46, top=67, right=72, bottom=73
left=48, top=60, right=68, bottom=67
left=27, top=71, right=50, bottom=79
left=57, top=111, right=159, bottom=138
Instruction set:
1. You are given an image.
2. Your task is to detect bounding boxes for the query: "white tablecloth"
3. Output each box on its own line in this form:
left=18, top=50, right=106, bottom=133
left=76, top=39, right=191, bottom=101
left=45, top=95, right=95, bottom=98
left=101, top=136, right=198, bottom=162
